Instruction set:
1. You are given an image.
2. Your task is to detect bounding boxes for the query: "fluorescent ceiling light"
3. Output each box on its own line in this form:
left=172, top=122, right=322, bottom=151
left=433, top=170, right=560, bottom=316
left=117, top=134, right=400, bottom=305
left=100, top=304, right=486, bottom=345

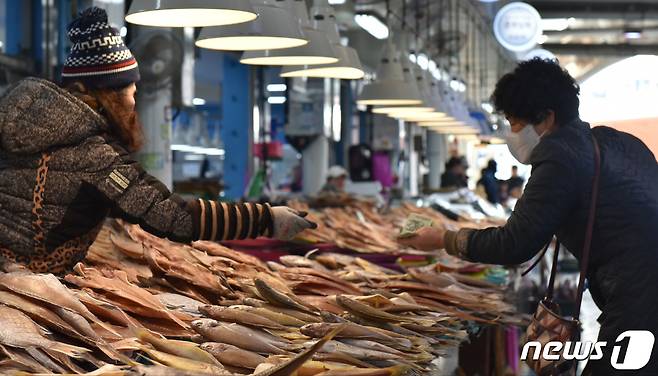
left=267, top=84, right=287, bottom=92
left=624, top=29, right=642, bottom=39
left=126, top=0, right=257, bottom=27
left=354, top=13, right=389, bottom=40
left=537, top=34, right=549, bottom=44
left=416, top=53, right=429, bottom=70
left=171, top=144, right=226, bottom=156
left=328, top=0, right=345, bottom=4
left=192, top=98, right=206, bottom=106
left=540, top=17, right=576, bottom=32
left=268, top=96, right=287, bottom=104
left=195, top=2, right=307, bottom=51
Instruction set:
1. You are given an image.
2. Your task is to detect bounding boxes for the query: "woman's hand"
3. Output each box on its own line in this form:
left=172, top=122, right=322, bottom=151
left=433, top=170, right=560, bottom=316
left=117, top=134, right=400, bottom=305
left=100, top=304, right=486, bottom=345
left=271, top=206, right=317, bottom=241
left=398, top=226, right=446, bottom=251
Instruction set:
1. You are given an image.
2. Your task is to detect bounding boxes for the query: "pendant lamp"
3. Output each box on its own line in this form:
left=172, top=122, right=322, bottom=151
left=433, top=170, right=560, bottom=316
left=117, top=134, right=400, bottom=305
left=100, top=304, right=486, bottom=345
left=196, top=0, right=307, bottom=51
left=126, top=0, right=257, bottom=27
left=382, top=63, right=437, bottom=116
left=240, top=0, right=338, bottom=66
left=357, top=42, right=423, bottom=106
left=280, top=0, right=364, bottom=79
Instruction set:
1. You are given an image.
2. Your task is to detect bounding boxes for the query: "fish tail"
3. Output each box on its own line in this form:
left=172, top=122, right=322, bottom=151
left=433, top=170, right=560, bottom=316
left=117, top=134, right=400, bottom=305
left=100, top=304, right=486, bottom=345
left=98, top=343, right=138, bottom=366
left=49, top=342, right=91, bottom=358
left=390, top=365, right=412, bottom=376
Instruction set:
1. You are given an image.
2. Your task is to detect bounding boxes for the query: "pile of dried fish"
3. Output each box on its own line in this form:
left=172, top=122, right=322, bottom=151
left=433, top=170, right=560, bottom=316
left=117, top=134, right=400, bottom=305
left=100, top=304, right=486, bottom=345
left=288, top=200, right=500, bottom=254
left=0, top=221, right=522, bottom=375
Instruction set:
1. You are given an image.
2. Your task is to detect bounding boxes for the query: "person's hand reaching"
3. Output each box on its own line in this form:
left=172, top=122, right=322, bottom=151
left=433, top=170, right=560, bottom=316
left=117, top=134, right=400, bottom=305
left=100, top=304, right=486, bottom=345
left=397, top=226, right=446, bottom=251
left=271, top=206, right=317, bottom=241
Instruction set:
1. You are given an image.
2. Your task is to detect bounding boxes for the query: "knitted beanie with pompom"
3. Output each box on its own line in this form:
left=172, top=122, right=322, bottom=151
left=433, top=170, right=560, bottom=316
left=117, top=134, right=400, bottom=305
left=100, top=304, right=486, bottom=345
left=61, top=7, right=139, bottom=89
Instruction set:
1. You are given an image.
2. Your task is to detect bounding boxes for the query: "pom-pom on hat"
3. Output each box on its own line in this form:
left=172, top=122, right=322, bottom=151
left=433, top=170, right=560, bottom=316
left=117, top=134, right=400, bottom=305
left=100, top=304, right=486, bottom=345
left=61, top=7, right=140, bottom=89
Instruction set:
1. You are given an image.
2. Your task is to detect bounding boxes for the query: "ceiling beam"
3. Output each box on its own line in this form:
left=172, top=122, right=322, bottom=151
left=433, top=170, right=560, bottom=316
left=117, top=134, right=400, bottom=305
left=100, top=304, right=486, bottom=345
left=529, top=1, right=658, bottom=19
left=542, top=43, right=658, bottom=57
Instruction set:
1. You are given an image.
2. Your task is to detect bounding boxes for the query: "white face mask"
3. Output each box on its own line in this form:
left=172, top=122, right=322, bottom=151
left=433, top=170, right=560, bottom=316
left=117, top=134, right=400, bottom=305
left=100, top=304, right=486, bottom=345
left=505, top=124, right=542, bottom=164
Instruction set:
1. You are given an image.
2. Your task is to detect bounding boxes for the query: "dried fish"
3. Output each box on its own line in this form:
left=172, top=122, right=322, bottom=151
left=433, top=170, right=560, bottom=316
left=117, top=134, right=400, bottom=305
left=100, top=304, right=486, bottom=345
left=157, top=293, right=205, bottom=316
left=54, top=306, right=135, bottom=365
left=315, top=365, right=410, bottom=376
left=0, top=271, right=119, bottom=336
left=138, top=346, right=229, bottom=375
left=230, top=305, right=306, bottom=327
left=254, top=279, right=317, bottom=315
left=199, top=305, right=285, bottom=330
left=0, top=306, right=89, bottom=358
left=315, top=341, right=401, bottom=361
left=0, top=345, right=50, bottom=373
left=0, top=290, right=88, bottom=343
left=200, top=342, right=265, bottom=369
left=253, top=324, right=344, bottom=376
left=135, top=329, right=220, bottom=366
left=300, top=323, right=406, bottom=348
left=191, top=319, right=288, bottom=355
left=336, top=296, right=412, bottom=323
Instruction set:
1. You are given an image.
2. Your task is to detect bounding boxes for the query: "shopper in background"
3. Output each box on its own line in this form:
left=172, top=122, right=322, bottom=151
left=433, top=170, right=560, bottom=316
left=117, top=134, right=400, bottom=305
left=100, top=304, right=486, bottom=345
left=477, top=159, right=501, bottom=204
left=440, top=156, right=468, bottom=189
left=400, top=58, right=658, bottom=375
left=506, top=166, right=525, bottom=199
left=321, top=165, right=349, bottom=193
left=0, top=7, right=314, bottom=275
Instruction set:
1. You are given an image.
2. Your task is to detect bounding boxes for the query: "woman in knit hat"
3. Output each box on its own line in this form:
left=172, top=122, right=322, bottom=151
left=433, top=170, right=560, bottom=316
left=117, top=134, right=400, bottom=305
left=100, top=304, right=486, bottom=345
left=0, top=7, right=315, bottom=274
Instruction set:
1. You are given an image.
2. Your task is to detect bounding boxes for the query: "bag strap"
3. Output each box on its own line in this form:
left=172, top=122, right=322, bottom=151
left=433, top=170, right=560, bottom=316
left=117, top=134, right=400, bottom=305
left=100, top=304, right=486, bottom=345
left=545, top=242, right=561, bottom=301
left=521, top=241, right=551, bottom=277
left=574, top=135, right=602, bottom=320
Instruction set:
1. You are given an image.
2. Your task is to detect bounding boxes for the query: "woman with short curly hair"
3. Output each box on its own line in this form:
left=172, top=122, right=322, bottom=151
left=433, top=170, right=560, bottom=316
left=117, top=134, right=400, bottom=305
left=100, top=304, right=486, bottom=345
left=401, top=58, right=658, bottom=375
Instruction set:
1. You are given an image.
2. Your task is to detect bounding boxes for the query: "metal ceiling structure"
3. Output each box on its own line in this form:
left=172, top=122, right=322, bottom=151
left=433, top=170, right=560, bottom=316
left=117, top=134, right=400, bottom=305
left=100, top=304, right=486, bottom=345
left=334, top=0, right=658, bottom=85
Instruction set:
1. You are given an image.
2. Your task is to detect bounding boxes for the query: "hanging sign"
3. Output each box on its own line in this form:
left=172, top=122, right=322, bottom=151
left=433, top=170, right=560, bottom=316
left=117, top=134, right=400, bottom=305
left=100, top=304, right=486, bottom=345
left=493, top=2, right=542, bottom=52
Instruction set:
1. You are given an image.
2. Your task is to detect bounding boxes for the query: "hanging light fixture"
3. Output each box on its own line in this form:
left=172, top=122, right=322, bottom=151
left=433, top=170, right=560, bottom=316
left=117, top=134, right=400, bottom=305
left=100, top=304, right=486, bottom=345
left=195, top=1, right=307, bottom=51
left=126, top=0, right=258, bottom=27
left=418, top=120, right=462, bottom=127
left=280, top=0, right=364, bottom=79
left=240, top=0, right=338, bottom=66
left=381, top=64, right=438, bottom=116
left=396, top=111, right=448, bottom=122
left=357, top=42, right=423, bottom=106
left=431, top=127, right=479, bottom=134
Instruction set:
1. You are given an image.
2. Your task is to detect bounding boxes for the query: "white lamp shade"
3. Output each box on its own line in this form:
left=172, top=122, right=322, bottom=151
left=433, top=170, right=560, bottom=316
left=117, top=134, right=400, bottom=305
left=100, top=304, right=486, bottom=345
left=280, top=45, right=364, bottom=79
left=126, top=0, right=257, bottom=27
left=240, top=27, right=338, bottom=65
left=196, top=2, right=307, bottom=51
left=396, top=112, right=449, bottom=121
left=431, top=127, right=480, bottom=134
left=372, top=106, right=434, bottom=114
left=357, top=42, right=423, bottom=106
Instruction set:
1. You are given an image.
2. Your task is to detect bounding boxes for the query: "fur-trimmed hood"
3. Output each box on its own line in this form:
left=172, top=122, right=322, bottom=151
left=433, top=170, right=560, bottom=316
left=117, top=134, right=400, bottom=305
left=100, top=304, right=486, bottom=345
left=0, top=77, right=107, bottom=154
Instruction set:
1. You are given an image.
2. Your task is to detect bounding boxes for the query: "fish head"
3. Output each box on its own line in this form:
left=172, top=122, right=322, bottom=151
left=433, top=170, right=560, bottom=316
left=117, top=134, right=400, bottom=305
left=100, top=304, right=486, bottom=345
left=201, top=342, right=226, bottom=352
left=191, top=318, right=217, bottom=329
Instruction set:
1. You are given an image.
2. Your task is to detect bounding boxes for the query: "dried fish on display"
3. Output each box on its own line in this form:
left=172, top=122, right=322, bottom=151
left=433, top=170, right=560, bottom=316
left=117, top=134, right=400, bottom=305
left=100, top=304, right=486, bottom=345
left=0, top=218, right=523, bottom=375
